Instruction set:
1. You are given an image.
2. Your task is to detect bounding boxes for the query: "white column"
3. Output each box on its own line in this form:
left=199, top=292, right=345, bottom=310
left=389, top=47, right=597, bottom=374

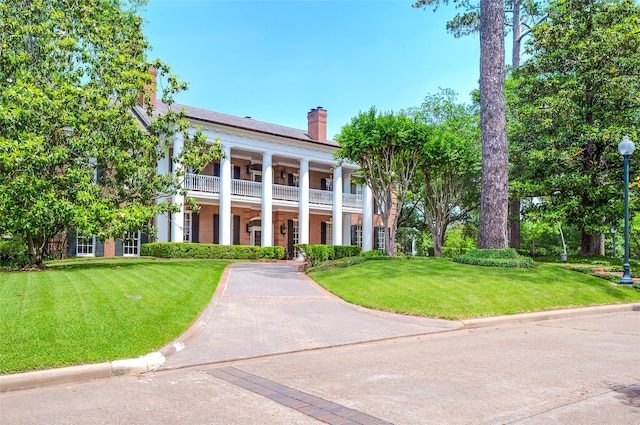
left=332, top=166, right=343, bottom=245
left=363, top=185, right=373, bottom=251
left=170, top=137, right=184, bottom=242
left=156, top=149, right=170, bottom=242
left=219, top=145, right=232, bottom=245
left=342, top=173, right=351, bottom=245
left=299, top=158, right=310, bottom=244
left=261, top=152, right=273, bottom=246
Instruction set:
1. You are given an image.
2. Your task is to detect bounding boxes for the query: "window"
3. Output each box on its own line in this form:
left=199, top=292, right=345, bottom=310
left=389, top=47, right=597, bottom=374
left=376, top=226, right=386, bottom=251
left=352, top=224, right=362, bottom=248
left=76, top=233, right=95, bottom=256
left=293, top=220, right=299, bottom=245
left=325, top=222, right=333, bottom=245
left=252, top=171, right=262, bottom=183
left=123, top=231, right=140, bottom=256
left=183, top=212, right=192, bottom=242
left=292, top=174, right=299, bottom=187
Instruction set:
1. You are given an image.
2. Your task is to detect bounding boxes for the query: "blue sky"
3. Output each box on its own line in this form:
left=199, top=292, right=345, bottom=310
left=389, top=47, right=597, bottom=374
left=143, top=0, right=482, bottom=139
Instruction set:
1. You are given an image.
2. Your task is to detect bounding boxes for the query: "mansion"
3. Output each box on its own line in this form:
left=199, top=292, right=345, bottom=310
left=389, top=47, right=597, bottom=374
left=67, top=78, right=387, bottom=258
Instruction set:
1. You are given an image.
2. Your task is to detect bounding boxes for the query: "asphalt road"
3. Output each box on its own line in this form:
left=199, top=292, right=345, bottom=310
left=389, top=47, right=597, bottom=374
left=2, top=310, right=638, bottom=425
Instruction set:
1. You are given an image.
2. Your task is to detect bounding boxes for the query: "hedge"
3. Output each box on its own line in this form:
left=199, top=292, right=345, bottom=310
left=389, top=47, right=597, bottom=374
left=453, top=248, right=534, bottom=268
left=141, top=242, right=286, bottom=260
left=295, top=244, right=361, bottom=266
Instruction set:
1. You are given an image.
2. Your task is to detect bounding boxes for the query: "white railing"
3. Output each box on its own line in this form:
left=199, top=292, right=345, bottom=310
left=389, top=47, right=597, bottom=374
left=184, top=173, right=219, bottom=193
left=185, top=173, right=362, bottom=210
left=343, top=193, right=363, bottom=209
left=232, top=179, right=262, bottom=198
left=309, top=188, right=333, bottom=205
left=273, top=184, right=299, bottom=202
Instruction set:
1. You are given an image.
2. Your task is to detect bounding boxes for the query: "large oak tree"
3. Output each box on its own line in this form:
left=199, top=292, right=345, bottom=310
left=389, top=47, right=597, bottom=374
left=0, top=0, right=221, bottom=267
left=512, top=0, right=640, bottom=255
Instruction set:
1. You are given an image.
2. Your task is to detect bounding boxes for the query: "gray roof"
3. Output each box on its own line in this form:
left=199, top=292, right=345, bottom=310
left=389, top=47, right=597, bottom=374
left=151, top=102, right=339, bottom=148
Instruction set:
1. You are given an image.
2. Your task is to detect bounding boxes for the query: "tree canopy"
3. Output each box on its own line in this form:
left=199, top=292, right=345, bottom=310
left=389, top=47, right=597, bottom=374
left=0, top=0, right=221, bottom=267
left=511, top=0, right=640, bottom=255
left=405, top=89, right=481, bottom=257
left=335, top=108, right=427, bottom=255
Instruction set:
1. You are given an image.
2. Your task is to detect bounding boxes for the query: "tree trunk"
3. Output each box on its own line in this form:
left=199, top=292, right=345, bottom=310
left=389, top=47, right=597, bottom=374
left=27, top=234, right=45, bottom=269
left=507, top=0, right=523, bottom=250
left=580, top=232, right=605, bottom=256
left=430, top=223, right=446, bottom=258
left=478, top=0, right=509, bottom=249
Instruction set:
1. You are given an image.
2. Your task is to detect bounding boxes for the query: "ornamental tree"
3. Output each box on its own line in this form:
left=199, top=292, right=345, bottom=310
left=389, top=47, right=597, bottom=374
left=407, top=89, right=481, bottom=257
left=0, top=0, right=221, bottom=267
left=335, top=108, right=428, bottom=255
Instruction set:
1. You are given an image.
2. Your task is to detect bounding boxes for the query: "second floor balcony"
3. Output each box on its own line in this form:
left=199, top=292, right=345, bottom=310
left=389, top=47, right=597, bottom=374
left=184, top=173, right=364, bottom=212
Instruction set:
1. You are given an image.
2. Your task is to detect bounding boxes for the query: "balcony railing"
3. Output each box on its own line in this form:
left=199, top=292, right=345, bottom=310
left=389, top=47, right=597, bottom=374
left=184, top=173, right=363, bottom=210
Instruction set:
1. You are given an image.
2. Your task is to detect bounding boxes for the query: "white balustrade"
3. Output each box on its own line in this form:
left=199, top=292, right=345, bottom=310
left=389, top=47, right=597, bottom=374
left=184, top=173, right=362, bottom=211
left=309, top=188, right=333, bottom=205
left=343, top=193, right=363, bottom=209
left=273, top=184, right=299, bottom=202
left=232, top=179, right=262, bottom=197
left=185, top=173, right=219, bottom=193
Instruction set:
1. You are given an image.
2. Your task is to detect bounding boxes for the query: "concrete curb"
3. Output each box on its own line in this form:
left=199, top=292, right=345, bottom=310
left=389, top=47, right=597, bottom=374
left=461, top=303, right=640, bottom=329
left=0, top=352, right=165, bottom=393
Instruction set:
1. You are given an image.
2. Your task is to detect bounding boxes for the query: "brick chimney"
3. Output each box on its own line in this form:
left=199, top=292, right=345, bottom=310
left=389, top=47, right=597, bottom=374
left=307, top=106, right=327, bottom=142
left=139, top=66, right=157, bottom=108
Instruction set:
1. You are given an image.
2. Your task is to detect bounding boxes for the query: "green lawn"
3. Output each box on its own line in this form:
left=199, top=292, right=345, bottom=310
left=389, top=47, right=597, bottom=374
left=0, top=259, right=230, bottom=374
left=310, top=258, right=640, bottom=320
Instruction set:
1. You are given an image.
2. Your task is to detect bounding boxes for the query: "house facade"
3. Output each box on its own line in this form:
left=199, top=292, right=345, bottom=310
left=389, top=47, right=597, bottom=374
left=66, top=75, right=387, bottom=258
left=151, top=101, right=387, bottom=257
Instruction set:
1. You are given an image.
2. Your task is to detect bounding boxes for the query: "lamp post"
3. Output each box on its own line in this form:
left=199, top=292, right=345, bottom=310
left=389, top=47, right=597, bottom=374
left=618, top=136, right=635, bottom=285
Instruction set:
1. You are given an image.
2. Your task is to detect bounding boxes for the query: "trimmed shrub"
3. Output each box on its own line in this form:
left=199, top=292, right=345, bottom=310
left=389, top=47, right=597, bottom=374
left=307, top=256, right=367, bottom=272
left=296, top=244, right=362, bottom=266
left=360, top=249, right=387, bottom=258
left=333, top=245, right=361, bottom=259
left=454, top=248, right=534, bottom=268
left=141, top=242, right=285, bottom=260
left=0, top=238, right=29, bottom=269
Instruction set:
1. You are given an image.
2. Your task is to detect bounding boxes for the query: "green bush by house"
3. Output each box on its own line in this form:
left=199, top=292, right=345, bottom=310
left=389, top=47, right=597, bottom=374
left=295, top=244, right=361, bottom=266
left=141, top=242, right=286, bottom=260
left=454, top=248, right=534, bottom=268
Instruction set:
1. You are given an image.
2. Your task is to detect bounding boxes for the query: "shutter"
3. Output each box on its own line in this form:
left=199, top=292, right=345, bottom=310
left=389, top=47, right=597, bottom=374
left=95, top=240, right=104, bottom=257
left=351, top=226, right=356, bottom=247
left=233, top=166, right=241, bottom=179
left=287, top=173, right=294, bottom=187
left=321, top=222, right=327, bottom=245
left=213, top=214, right=219, bottom=244
left=67, top=232, right=77, bottom=257
left=169, top=148, right=173, bottom=173
left=140, top=233, right=149, bottom=244
left=351, top=182, right=356, bottom=194
left=192, top=213, right=200, bottom=243
left=321, top=178, right=327, bottom=191
left=233, top=215, right=240, bottom=245
left=115, top=239, right=123, bottom=256
left=287, top=219, right=295, bottom=259
left=373, top=227, right=379, bottom=250
left=213, top=162, right=220, bottom=177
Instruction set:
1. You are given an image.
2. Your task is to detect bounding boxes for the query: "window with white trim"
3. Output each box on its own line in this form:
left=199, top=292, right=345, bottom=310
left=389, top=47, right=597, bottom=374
left=123, top=231, right=140, bottom=256
left=293, top=220, right=299, bottom=245
left=353, top=224, right=362, bottom=248
left=183, top=212, right=192, bottom=242
left=325, top=222, right=333, bottom=245
left=76, top=233, right=95, bottom=256
left=376, top=227, right=386, bottom=251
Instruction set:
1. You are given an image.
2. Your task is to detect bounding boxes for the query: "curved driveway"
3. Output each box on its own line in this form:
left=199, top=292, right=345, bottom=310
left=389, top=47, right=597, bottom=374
left=159, top=262, right=461, bottom=369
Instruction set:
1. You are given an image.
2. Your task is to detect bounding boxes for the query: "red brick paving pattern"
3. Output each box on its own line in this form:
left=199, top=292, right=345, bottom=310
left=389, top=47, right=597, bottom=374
left=209, top=366, right=393, bottom=425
